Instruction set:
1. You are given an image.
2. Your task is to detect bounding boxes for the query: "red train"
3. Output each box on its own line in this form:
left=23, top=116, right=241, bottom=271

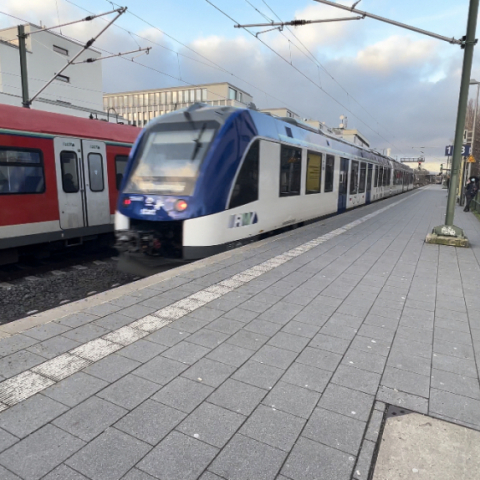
left=0, top=104, right=140, bottom=265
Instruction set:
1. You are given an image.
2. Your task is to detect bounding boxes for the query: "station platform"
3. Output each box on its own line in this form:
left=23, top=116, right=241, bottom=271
left=1, top=185, right=480, bottom=480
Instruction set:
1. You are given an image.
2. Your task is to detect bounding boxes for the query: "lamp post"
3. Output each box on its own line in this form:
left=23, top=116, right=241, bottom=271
left=312, top=0, right=478, bottom=244
left=469, top=79, right=480, bottom=179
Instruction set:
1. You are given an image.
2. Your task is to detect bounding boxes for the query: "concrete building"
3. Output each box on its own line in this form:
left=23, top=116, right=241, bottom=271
left=103, top=82, right=253, bottom=127
left=260, top=107, right=300, bottom=119
left=0, top=23, right=115, bottom=121
left=331, top=128, right=370, bottom=148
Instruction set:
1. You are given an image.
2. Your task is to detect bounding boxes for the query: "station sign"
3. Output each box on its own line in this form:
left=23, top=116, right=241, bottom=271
left=445, top=144, right=471, bottom=156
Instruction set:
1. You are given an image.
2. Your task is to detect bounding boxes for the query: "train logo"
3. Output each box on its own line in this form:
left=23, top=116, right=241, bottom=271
left=228, top=212, right=258, bottom=228
left=141, top=197, right=164, bottom=215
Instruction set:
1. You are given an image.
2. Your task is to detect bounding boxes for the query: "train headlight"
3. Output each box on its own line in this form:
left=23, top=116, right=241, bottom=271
left=175, top=200, right=188, bottom=212
left=123, top=198, right=132, bottom=206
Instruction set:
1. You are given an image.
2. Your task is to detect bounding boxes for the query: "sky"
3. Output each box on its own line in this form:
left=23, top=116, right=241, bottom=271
left=1, top=0, right=479, bottom=173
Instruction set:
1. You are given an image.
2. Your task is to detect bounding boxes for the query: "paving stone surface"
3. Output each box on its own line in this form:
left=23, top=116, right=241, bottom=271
left=2, top=187, right=480, bottom=479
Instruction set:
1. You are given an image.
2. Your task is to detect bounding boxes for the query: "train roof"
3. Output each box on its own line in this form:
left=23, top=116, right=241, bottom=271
left=127, top=103, right=412, bottom=172
left=0, top=103, right=140, bottom=144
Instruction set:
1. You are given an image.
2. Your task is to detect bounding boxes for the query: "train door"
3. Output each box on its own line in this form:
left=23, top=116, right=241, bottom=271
left=54, top=137, right=85, bottom=229
left=366, top=164, right=373, bottom=204
left=81, top=140, right=110, bottom=226
left=338, top=157, right=349, bottom=213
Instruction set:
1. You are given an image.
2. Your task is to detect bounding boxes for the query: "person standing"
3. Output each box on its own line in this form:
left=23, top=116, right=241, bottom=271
left=464, top=177, right=479, bottom=212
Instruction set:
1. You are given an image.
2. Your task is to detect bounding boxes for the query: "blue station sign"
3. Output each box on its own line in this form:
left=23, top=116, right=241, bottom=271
left=445, top=144, right=471, bottom=156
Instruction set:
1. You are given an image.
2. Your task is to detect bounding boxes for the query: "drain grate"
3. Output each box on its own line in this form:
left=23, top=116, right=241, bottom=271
left=386, top=404, right=412, bottom=419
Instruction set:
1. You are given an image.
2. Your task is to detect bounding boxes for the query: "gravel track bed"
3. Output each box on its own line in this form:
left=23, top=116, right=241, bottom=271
left=0, top=259, right=137, bottom=325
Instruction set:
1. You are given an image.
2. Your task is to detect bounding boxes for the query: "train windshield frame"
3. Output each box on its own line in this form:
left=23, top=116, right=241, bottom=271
left=125, top=120, right=219, bottom=196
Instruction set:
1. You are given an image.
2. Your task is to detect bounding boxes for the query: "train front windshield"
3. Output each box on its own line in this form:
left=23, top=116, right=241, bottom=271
left=126, top=121, right=218, bottom=195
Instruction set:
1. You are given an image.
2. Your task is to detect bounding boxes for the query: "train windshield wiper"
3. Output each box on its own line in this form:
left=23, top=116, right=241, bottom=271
left=191, top=123, right=206, bottom=161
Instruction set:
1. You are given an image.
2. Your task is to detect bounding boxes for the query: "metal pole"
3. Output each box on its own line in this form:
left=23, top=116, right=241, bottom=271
left=29, top=8, right=126, bottom=105
left=469, top=83, right=480, bottom=178
left=313, top=0, right=462, bottom=45
left=234, top=16, right=363, bottom=28
left=445, top=0, right=479, bottom=225
left=18, top=25, right=30, bottom=108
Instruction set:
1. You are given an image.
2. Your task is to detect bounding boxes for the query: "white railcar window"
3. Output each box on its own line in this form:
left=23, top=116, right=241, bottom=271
left=279, top=145, right=302, bottom=197
left=306, top=151, right=322, bottom=194
left=324, top=155, right=335, bottom=192
left=350, top=161, right=359, bottom=194
left=358, top=162, right=366, bottom=193
left=366, top=164, right=373, bottom=191
left=229, top=140, right=259, bottom=209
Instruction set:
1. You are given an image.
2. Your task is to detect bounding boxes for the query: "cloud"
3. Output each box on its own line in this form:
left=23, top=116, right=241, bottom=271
left=356, top=35, right=439, bottom=74
left=271, top=3, right=364, bottom=52
left=0, top=0, right=466, bottom=167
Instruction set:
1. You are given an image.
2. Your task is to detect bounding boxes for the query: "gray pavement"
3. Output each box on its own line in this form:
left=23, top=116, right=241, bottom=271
left=1, top=185, right=480, bottom=480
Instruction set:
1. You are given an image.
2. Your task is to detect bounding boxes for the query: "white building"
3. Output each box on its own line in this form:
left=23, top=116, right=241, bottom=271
left=331, top=128, right=370, bottom=148
left=0, top=23, right=117, bottom=121
left=103, top=82, right=253, bottom=127
left=260, top=107, right=300, bottom=119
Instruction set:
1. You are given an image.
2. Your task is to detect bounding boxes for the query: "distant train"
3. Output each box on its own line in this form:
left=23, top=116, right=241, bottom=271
left=115, top=104, right=414, bottom=274
left=0, top=104, right=139, bottom=265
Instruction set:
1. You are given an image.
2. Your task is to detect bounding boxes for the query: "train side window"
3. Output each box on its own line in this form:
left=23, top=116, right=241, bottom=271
left=306, top=151, right=322, bottom=194
left=88, top=153, right=104, bottom=192
left=0, top=148, right=45, bottom=195
left=279, top=145, right=302, bottom=197
left=229, top=140, right=259, bottom=209
left=115, top=155, right=129, bottom=190
left=374, top=165, right=378, bottom=187
left=324, top=154, right=334, bottom=192
left=350, top=160, right=359, bottom=194
left=358, top=162, right=366, bottom=193
left=60, top=151, right=79, bottom=193
left=367, top=164, right=373, bottom=191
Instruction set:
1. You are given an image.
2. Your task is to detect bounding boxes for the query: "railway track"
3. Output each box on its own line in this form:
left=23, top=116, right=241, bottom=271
left=0, top=248, right=139, bottom=325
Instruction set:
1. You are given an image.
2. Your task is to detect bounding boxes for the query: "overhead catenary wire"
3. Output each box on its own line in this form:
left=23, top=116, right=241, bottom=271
left=0, top=2, right=419, bottom=155
left=0, top=8, right=233, bottom=110
left=206, top=0, right=400, bottom=151
left=1, top=82, right=107, bottom=107
left=256, top=0, right=408, bottom=152
left=59, top=0, right=313, bottom=119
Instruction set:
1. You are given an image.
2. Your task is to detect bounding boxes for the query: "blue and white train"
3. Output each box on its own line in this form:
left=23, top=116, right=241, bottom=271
left=115, top=104, right=413, bottom=273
